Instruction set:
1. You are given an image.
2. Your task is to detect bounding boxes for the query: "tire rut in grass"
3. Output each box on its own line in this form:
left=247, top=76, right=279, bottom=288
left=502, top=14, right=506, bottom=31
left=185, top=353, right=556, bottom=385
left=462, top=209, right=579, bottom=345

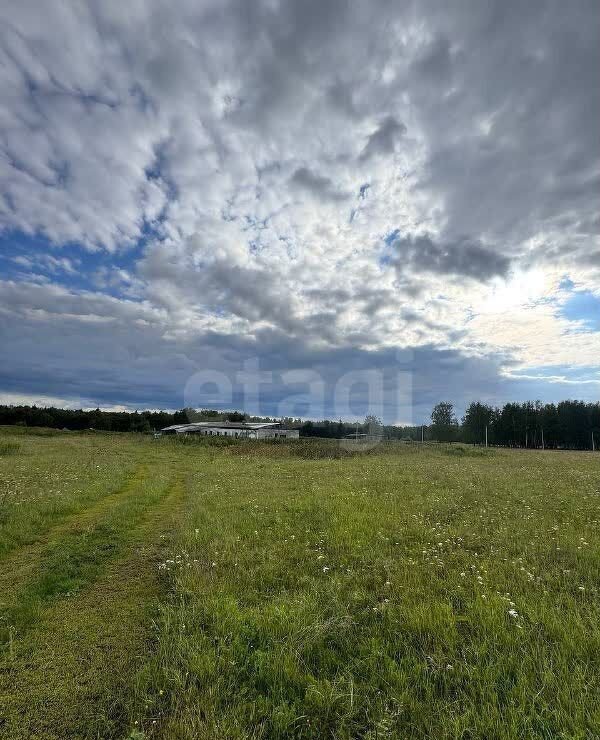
left=0, top=464, right=150, bottom=596
left=0, top=474, right=188, bottom=740
left=0, top=464, right=172, bottom=643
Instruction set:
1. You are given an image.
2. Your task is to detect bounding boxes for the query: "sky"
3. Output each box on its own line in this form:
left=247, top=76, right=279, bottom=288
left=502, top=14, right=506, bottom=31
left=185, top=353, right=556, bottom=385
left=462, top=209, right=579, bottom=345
left=0, top=0, right=599, bottom=423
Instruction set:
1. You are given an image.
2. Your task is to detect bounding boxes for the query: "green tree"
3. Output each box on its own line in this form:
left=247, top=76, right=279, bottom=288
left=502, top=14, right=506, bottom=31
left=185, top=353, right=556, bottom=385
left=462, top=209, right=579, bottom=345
left=227, top=411, right=246, bottom=422
left=430, top=402, right=458, bottom=442
left=364, top=414, right=383, bottom=437
left=462, top=401, right=496, bottom=445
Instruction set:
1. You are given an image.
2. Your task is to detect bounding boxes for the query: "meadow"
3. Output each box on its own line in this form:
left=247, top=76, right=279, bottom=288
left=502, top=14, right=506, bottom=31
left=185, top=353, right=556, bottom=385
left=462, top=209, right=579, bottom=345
left=0, top=427, right=598, bottom=739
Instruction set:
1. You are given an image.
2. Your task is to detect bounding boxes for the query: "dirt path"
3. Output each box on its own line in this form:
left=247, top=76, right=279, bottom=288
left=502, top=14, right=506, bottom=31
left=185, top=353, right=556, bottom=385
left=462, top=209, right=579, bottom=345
left=0, top=474, right=188, bottom=739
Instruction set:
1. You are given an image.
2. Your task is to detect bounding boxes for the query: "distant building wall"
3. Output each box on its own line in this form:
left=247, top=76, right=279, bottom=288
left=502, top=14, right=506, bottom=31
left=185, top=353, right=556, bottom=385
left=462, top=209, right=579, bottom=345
left=255, top=428, right=299, bottom=439
left=160, top=422, right=299, bottom=440
left=190, top=426, right=254, bottom=438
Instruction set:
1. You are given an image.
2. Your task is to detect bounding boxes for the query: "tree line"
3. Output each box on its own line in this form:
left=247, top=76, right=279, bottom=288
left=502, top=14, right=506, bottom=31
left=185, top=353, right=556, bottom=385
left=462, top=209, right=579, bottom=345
left=430, top=400, right=600, bottom=450
left=0, top=400, right=598, bottom=450
left=0, top=405, right=430, bottom=442
left=0, top=405, right=295, bottom=434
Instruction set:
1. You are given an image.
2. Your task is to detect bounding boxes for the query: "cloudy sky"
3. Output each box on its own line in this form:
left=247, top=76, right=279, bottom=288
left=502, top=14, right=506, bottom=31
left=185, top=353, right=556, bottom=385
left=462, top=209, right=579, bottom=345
left=1, top=1, right=599, bottom=422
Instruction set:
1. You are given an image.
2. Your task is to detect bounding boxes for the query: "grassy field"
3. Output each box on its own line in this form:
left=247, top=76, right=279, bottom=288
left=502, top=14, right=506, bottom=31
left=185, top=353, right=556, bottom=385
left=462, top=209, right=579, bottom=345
left=0, top=428, right=599, bottom=739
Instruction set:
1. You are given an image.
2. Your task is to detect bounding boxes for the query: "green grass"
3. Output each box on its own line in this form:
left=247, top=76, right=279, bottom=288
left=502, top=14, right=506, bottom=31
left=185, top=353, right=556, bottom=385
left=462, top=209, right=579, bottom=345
left=0, top=441, right=20, bottom=457
left=0, top=427, right=599, bottom=738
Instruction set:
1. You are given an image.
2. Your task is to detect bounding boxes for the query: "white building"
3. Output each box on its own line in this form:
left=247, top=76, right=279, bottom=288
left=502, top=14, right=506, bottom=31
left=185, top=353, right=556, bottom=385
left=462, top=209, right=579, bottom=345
left=159, top=421, right=299, bottom=440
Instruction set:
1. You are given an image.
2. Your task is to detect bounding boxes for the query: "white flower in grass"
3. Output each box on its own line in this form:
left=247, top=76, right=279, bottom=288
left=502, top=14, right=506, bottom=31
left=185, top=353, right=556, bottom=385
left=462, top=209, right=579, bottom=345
left=508, top=609, right=518, bottom=618
left=322, top=566, right=330, bottom=573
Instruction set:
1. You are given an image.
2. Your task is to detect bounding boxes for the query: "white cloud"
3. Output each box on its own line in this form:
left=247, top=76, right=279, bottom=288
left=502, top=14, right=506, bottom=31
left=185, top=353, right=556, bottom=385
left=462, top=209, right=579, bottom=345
left=0, top=1, right=599, bottom=410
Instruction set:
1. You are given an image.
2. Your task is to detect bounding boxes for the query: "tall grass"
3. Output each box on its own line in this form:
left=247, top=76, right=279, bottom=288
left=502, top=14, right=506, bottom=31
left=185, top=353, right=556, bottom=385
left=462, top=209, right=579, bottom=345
left=1, top=429, right=599, bottom=738
left=163, top=434, right=384, bottom=459
left=129, top=444, right=600, bottom=738
left=0, top=441, right=20, bottom=456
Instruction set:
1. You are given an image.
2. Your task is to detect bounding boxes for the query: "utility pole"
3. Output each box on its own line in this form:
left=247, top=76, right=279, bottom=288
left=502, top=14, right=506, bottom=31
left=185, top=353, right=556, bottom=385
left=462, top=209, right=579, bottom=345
left=593, top=431, right=596, bottom=452
left=421, top=425, right=424, bottom=443
left=485, top=425, right=488, bottom=448
left=541, top=427, right=544, bottom=451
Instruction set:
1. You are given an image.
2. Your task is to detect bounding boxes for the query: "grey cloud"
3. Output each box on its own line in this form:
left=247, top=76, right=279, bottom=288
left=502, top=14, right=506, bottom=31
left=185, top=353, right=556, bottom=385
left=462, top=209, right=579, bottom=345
left=390, top=234, right=511, bottom=281
left=360, top=116, right=407, bottom=161
left=0, top=0, right=599, bottom=411
left=289, top=167, right=350, bottom=201
left=405, top=1, right=600, bottom=256
left=412, top=35, right=453, bottom=84
left=3, top=277, right=599, bottom=420
left=1, top=0, right=597, bottom=272
left=0, top=284, right=514, bottom=420
left=0, top=280, right=164, bottom=326
left=4, top=287, right=597, bottom=420
left=139, top=245, right=343, bottom=345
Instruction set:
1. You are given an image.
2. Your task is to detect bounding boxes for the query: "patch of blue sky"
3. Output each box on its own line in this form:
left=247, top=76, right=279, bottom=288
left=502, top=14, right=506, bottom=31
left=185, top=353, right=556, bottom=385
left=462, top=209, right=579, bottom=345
left=558, top=276, right=575, bottom=291
left=505, top=363, right=600, bottom=384
left=384, top=228, right=400, bottom=246
left=376, top=228, right=401, bottom=268
left=559, top=289, right=600, bottom=331
left=0, top=229, right=152, bottom=300
left=501, top=365, right=600, bottom=406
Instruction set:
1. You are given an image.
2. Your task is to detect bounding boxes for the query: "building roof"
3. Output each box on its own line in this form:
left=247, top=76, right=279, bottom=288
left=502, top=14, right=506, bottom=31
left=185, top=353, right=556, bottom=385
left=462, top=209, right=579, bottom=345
left=160, top=421, right=280, bottom=432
